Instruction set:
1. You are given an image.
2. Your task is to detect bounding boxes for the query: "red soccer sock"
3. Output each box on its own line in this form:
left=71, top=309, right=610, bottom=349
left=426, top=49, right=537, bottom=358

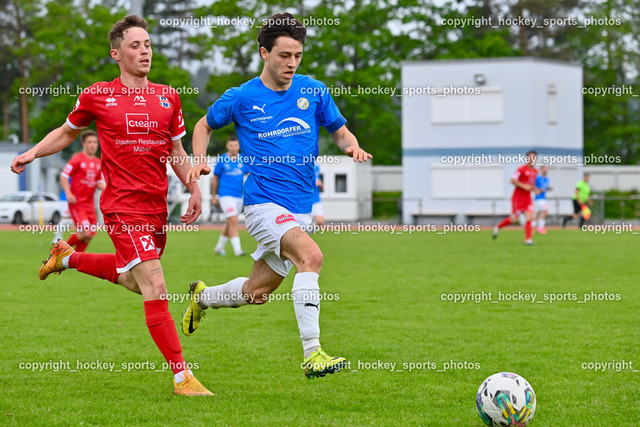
left=69, top=252, right=120, bottom=284
left=525, top=221, right=533, bottom=240
left=144, top=299, right=186, bottom=375
left=497, top=217, right=512, bottom=229
left=75, top=241, right=89, bottom=252
left=66, top=234, right=79, bottom=247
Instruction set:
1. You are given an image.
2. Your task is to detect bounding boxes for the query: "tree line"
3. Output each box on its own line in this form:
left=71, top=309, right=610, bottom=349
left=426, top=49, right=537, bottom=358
left=1, top=0, right=638, bottom=164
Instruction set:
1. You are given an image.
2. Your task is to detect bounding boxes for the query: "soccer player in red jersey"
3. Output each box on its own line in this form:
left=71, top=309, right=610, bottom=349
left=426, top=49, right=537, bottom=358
left=10, top=15, right=212, bottom=396
left=493, top=150, right=539, bottom=245
left=60, top=130, right=105, bottom=252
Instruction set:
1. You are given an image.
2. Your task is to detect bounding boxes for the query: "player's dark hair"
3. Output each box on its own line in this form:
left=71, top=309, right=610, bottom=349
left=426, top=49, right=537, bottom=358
left=227, top=134, right=238, bottom=142
left=81, top=129, right=98, bottom=143
left=526, top=150, right=537, bottom=157
left=257, top=13, right=306, bottom=54
left=109, top=15, right=149, bottom=49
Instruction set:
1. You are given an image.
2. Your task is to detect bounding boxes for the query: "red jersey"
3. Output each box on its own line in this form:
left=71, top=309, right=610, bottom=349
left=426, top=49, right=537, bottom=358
left=511, top=164, right=538, bottom=201
left=66, top=77, right=186, bottom=214
left=61, top=152, right=102, bottom=204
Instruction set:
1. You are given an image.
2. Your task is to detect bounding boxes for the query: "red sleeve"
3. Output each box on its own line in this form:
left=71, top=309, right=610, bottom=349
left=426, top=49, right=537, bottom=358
left=169, top=93, right=186, bottom=141
left=66, top=89, right=95, bottom=129
left=61, top=155, right=79, bottom=178
left=511, top=165, right=524, bottom=181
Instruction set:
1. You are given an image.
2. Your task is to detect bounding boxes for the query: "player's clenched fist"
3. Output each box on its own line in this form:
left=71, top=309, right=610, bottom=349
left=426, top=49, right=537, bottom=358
left=187, top=163, right=212, bottom=183
left=10, top=151, right=35, bottom=174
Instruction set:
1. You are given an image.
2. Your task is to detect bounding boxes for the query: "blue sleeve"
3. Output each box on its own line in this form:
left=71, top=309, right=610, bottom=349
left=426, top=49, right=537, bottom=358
left=206, top=87, right=240, bottom=130
left=213, top=160, right=223, bottom=177
left=535, top=176, right=542, bottom=188
left=319, top=86, right=346, bottom=133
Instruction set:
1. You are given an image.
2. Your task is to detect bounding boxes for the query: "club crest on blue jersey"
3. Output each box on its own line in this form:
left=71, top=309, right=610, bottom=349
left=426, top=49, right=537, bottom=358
left=297, top=97, right=309, bottom=110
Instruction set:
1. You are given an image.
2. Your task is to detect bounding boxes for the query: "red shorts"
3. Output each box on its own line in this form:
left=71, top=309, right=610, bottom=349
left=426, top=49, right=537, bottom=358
left=104, top=213, right=167, bottom=273
left=512, top=196, right=534, bottom=215
left=69, top=203, right=97, bottom=233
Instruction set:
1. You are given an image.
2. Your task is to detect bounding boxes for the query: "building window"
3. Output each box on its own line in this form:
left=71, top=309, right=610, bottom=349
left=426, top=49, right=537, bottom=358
left=335, top=174, right=347, bottom=193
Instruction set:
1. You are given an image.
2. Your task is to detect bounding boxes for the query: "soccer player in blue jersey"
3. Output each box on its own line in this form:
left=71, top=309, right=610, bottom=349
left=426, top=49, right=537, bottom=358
left=533, top=165, right=552, bottom=234
left=212, top=134, right=246, bottom=256
left=183, top=12, right=372, bottom=378
left=311, top=163, right=325, bottom=226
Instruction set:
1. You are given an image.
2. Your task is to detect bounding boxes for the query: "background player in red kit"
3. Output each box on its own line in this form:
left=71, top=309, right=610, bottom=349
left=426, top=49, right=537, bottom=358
left=60, top=130, right=105, bottom=252
left=493, top=150, right=539, bottom=245
left=10, top=15, right=211, bottom=396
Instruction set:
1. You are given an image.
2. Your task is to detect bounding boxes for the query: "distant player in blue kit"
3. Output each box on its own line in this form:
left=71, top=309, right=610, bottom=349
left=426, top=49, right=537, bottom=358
left=534, top=165, right=552, bottom=234
left=311, top=163, right=325, bottom=226
left=212, top=134, right=246, bottom=256
left=183, top=12, right=372, bottom=378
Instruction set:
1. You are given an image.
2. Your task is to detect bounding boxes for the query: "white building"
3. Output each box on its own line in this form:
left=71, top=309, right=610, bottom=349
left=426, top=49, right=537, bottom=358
left=401, top=57, right=583, bottom=224
left=0, top=142, right=64, bottom=196
left=316, top=155, right=372, bottom=221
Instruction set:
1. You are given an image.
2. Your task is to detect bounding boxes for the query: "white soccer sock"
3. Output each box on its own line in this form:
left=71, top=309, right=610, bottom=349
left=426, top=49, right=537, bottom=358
left=292, top=272, right=321, bottom=358
left=62, top=255, right=71, bottom=268
left=199, top=277, right=249, bottom=309
left=174, top=369, right=188, bottom=384
left=215, top=235, right=229, bottom=250
left=539, top=218, right=546, bottom=228
left=230, top=236, right=243, bottom=255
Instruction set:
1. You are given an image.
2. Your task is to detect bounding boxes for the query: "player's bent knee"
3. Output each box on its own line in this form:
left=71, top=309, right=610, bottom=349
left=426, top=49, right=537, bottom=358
left=300, top=246, right=323, bottom=272
left=78, top=231, right=92, bottom=242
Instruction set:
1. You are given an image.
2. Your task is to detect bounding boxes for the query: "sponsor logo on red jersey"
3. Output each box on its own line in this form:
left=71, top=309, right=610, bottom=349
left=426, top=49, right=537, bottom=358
left=126, top=113, right=158, bottom=134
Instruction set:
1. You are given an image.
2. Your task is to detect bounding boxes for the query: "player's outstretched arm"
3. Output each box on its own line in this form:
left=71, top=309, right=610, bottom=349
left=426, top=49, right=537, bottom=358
left=11, top=123, right=81, bottom=174
left=59, top=174, right=76, bottom=204
left=210, top=175, right=219, bottom=206
left=170, top=139, right=202, bottom=225
left=187, top=116, right=213, bottom=183
left=331, top=125, right=372, bottom=162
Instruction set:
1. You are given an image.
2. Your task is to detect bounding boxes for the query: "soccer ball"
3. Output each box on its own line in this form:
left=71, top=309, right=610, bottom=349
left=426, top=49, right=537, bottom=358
left=476, top=372, right=536, bottom=426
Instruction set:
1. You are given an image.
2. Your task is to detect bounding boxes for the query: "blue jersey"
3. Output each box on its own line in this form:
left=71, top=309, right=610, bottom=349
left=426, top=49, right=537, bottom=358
left=214, top=153, right=244, bottom=198
left=535, top=175, right=550, bottom=200
left=312, top=164, right=322, bottom=204
left=206, top=75, right=346, bottom=213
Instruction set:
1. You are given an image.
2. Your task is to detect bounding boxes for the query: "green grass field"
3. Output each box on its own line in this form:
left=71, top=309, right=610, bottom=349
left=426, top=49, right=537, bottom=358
left=1, top=226, right=638, bottom=425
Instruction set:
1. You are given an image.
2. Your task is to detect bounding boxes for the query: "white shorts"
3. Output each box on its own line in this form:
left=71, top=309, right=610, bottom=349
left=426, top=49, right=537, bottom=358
left=218, top=196, right=243, bottom=218
left=244, top=203, right=311, bottom=277
left=534, top=199, right=548, bottom=212
left=311, top=201, right=324, bottom=218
